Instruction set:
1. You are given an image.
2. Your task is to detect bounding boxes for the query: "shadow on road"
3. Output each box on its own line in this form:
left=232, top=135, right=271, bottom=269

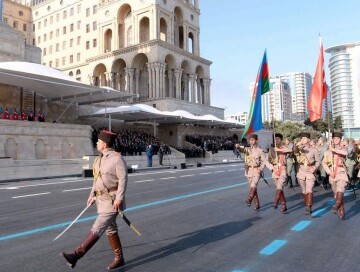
left=119, top=217, right=261, bottom=271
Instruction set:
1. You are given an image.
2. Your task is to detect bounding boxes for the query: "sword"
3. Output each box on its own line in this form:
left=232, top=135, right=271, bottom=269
left=118, top=211, right=141, bottom=236
left=53, top=202, right=93, bottom=241
left=260, top=172, right=271, bottom=187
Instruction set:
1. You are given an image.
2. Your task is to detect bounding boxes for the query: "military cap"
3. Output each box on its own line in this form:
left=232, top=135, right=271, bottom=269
left=332, top=132, right=343, bottom=139
left=249, top=134, right=258, bottom=140
left=98, top=130, right=117, bottom=145
left=275, top=133, right=283, bottom=140
left=300, top=132, right=311, bottom=139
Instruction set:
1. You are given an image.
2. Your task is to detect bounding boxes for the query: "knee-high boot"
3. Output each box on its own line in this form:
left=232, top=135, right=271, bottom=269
left=279, top=190, right=287, bottom=213
left=305, top=193, right=313, bottom=215
left=253, top=190, right=260, bottom=210
left=61, top=231, right=99, bottom=268
left=273, top=189, right=282, bottom=209
left=246, top=188, right=256, bottom=207
left=107, top=233, right=125, bottom=270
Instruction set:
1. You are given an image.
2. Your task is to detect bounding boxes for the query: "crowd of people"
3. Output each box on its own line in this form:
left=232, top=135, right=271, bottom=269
left=0, top=106, right=45, bottom=122
left=185, top=134, right=236, bottom=153
left=235, top=132, right=360, bottom=220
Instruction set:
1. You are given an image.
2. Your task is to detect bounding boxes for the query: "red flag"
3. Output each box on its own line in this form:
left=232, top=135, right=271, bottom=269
left=308, top=38, right=326, bottom=122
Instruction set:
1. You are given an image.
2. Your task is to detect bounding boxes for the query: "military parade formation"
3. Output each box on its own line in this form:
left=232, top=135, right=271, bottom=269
left=236, top=131, right=360, bottom=221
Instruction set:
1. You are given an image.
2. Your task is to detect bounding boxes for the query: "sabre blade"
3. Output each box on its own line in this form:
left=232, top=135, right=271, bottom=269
left=53, top=203, right=92, bottom=241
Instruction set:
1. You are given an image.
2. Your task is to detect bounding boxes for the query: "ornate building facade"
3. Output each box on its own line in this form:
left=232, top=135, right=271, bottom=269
left=18, top=0, right=219, bottom=116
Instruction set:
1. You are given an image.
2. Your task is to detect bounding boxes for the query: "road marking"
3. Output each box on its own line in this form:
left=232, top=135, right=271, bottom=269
left=227, top=169, right=237, bottom=172
left=0, top=181, right=247, bottom=241
left=135, top=179, right=155, bottom=183
left=180, top=174, right=195, bottom=178
left=62, top=187, right=92, bottom=192
left=160, top=177, right=176, bottom=180
left=260, top=240, right=287, bottom=255
left=0, top=179, right=89, bottom=190
left=291, top=220, right=312, bottom=231
left=200, top=172, right=212, bottom=175
left=62, top=177, right=80, bottom=181
left=12, top=192, right=51, bottom=199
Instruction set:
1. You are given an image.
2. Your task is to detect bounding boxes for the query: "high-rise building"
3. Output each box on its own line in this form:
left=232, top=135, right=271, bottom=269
left=225, top=112, right=248, bottom=125
left=276, top=72, right=312, bottom=120
left=7, top=0, right=216, bottom=117
left=251, top=78, right=292, bottom=122
left=325, top=42, right=360, bottom=128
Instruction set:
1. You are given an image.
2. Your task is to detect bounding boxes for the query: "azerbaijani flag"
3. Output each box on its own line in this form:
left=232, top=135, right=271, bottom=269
left=241, top=50, right=270, bottom=138
left=308, top=37, right=326, bottom=122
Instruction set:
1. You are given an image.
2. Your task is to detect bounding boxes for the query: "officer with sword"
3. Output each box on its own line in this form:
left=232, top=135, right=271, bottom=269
left=60, top=130, right=128, bottom=270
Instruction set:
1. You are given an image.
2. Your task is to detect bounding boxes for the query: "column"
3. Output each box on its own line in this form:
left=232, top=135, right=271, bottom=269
left=174, top=69, right=182, bottom=99
left=168, top=69, right=174, bottom=98
left=147, top=63, right=153, bottom=98
left=151, top=64, right=156, bottom=98
left=154, top=63, right=160, bottom=98
left=125, top=70, right=130, bottom=93
left=194, top=0, right=199, bottom=9
left=183, top=25, right=188, bottom=51
left=135, top=69, right=141, bottom=99
left=127, top=68, right=135, bottom=94
left=189, top=74, right=197, bottom=103
left=113, top=73, right=119, bottom=90
left=197, top=78, right=202, bottom=104
left=183, top=74, right=189, bottom=101
left=203, top=78, right=212, bottom=105
left=160, top=63, right=167, bottom=98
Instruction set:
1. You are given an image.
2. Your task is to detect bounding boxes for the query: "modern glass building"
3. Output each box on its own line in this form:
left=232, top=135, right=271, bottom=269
left=325, top=42, right=360, bottom=129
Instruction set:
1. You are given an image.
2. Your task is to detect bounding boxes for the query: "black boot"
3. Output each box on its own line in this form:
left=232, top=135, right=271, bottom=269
left=61, top=231, right=99, bottom=268
left=288, top=176, right=294, bottom=188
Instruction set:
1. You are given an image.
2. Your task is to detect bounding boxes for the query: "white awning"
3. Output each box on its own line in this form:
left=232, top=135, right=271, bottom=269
left=81, top=104, right=244, bottom=128
left=0, top=62, right=135, bottom=104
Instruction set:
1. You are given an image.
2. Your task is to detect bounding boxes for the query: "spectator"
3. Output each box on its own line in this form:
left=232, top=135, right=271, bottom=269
left=146, top=144, right=154, bottom=167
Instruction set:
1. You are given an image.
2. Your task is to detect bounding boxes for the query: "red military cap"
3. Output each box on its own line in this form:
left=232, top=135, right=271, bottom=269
left=98, top=130, right=117, bottom=145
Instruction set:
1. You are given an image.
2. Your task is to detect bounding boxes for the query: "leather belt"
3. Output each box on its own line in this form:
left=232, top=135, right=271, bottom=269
left=95, top=186, right=117, bottom=196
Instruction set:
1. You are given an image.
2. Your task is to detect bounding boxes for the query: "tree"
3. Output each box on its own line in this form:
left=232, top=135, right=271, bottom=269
left=334, top=116, right=343, bottom=132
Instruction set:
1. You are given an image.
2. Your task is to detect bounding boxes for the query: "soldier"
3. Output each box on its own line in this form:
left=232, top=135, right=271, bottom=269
left=284, top=137, right=295, bottom=188
left=61, top=130, right=128, bottom=270
left=322, top=132, right=348, bottom=220
left=317, top=136, right=329, bottom=189
left=235, top=134, right=266, bottom=210
left=294, top=132, right=320, bottom=215
left=267, top=133, right=292, bottom=213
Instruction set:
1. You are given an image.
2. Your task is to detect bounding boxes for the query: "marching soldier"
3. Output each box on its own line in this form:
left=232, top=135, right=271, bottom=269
left=294, top=132, right=320, bottom=215
left=317, top=137, right=329, bottom=189
left=235, top=134, right=266, bottom=210
left=267, top=133, right=292, bottom=213
left=284, top=137, right=295, bottom=188
left=322, top=132, right=348, bottom=220
left=355, top=140, right=360, bottom=183
left=61, top=130, right=128, bottom=270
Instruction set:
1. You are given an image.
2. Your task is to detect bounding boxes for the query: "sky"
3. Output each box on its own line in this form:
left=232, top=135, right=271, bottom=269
left=198, top=0, right=360, bottom=115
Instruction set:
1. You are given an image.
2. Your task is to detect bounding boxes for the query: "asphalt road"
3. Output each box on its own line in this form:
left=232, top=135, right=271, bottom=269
left=0, top=164, right=359, bottom=272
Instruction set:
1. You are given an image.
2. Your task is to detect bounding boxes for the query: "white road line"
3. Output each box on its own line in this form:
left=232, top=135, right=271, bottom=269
left=200, top=172, right=212, bottom=175
left=214, top=171, right=225, bottom=173
left=62, top=187, right=92, bottom=192
left=160, top=177, right=176, bottom=180
left=12, top=192, right=51, bottom=199
left=0, top=179, right=89, bottom=190
left=180, top=174, right=195, bottom=178
left=227, top=169, right=237, bottom=172
left=135, top=179, right=155, bottom=183
left=62, top=177, right=80, bottom=181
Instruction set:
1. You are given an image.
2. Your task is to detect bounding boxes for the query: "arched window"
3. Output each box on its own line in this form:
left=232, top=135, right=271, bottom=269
left=104, top=29, right=112, bottom=52
left=188, top=32, right=194, bottom=53
left=139, top=17, right=150, bottom=43
left=160, top=18, right=167, bottom=42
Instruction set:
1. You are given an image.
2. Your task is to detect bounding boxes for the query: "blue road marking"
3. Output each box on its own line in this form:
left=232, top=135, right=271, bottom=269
left=232, top=270, right=246, bottom=272
left=259, top=240, right=287, bottom=255
left=291, top=220, right=311, bottom=231
left=0, top=182, right=247, bottom=241
left=311, top=207, right=329, bottom=217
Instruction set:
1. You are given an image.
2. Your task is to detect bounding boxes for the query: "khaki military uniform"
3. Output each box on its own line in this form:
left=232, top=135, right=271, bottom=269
left=237, top=144, right=266, bottom=209
left=322, top=146, right=348, bottom=194
left=294, top=144, right=320, bottom=194
left=239, top=145, right=266, bottom=188
left=322, top=145, right=348, bottom=220
left=90, top=149, right=128, bottom=236
left=267, top=145, right=292, bottom=189
left=266, top=145, right=292, bottom=213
